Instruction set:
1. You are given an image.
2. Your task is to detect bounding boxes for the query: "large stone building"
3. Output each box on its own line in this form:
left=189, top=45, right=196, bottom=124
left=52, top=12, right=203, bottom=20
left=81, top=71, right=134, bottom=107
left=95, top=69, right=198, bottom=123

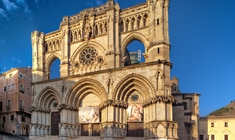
left=171, top=77, right=200, bottom=140
left=0, top=68, right=32, bottom=135
left=30, top=0, right=179, bottom=139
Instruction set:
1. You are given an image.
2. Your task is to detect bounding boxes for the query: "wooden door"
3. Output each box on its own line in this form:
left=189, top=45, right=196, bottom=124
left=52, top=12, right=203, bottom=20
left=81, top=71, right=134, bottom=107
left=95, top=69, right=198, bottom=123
left=51, top=112, right=60, bottom=135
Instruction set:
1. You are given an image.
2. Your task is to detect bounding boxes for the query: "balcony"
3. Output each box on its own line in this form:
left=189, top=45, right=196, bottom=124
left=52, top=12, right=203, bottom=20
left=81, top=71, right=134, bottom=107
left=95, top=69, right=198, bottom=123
left=19, top=106, right=24, bottom=111
left=19, top=87, right=25, bottom=93
left=6, top=105, right=10, bottom=111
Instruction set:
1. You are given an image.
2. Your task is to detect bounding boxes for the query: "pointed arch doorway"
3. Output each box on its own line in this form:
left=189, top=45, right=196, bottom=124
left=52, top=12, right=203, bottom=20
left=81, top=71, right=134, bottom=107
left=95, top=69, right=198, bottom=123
left=51, top=112, right=60, bottom=135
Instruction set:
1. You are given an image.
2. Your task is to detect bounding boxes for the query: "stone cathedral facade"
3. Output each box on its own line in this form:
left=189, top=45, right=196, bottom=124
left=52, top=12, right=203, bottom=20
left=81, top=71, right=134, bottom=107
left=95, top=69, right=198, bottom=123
left=30, top=0, right=179, bottom=139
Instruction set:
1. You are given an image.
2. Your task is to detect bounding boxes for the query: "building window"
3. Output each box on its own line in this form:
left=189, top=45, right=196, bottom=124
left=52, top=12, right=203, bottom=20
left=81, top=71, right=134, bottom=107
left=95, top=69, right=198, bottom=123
left=22, top=115, right=26, bottom=122
left=211, top=122, right=214, bottom=127
left=199, top=134, right=203, bottom=140
left=224, top=134, right=228, bottom=140
left=8, top=84, right=11, bottom=91
left=7, top=100, right=10, bottom=110
left=211, top=134, right=215, bottom=140
left=225, top=122, right=228, bottom=127
left=0, top=101, right=2, bottom=112
left=183, top=102, right=187, bottom=110
left=19, top=100, right=24, bottom=111
left=3, top=116, right=6, bottom=122
left=19, top=85, right=24, bottom=93
left=12, top=84, right=15, bottom=90
left=19, top=73, right=23, bottom=78
left=10, top=115, right=14, bottom=121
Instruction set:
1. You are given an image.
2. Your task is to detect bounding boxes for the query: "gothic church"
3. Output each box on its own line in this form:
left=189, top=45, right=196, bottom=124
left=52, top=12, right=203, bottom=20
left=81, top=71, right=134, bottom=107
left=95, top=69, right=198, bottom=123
left=30, top=0, right=179, bottom=139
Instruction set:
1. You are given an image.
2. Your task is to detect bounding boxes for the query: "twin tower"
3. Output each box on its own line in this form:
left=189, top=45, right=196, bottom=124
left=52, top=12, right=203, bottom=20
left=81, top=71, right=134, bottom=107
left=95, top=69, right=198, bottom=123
left=30, top=0, right=178, bottom=139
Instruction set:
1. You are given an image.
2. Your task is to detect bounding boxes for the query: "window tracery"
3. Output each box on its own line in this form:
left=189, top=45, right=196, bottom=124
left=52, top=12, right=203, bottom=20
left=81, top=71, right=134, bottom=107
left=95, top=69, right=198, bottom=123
left=79, top=47, right=98, bottom=65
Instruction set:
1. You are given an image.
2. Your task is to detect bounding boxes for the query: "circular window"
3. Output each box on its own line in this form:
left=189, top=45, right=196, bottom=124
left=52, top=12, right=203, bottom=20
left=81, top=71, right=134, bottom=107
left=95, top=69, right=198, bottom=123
left=131, top=94, right=139, bottom=102
left=79, top=47, right=98, bottom=65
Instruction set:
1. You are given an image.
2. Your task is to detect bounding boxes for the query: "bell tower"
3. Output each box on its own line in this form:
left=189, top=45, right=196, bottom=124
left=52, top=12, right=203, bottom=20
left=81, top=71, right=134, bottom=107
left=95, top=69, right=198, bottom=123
left=146, top=0, right=170, bottom=62
left=31, top=31, right=45, bottom=82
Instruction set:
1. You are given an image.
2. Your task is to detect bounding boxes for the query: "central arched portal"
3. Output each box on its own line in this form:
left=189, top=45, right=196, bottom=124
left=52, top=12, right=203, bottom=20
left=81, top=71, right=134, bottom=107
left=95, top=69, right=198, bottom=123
left=79, top=93, right=101, bottom=136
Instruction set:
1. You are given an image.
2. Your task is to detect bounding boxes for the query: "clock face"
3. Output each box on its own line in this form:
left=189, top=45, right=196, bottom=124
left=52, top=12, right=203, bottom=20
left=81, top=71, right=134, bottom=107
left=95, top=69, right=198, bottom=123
left=79, top=47, right=98, bottom=65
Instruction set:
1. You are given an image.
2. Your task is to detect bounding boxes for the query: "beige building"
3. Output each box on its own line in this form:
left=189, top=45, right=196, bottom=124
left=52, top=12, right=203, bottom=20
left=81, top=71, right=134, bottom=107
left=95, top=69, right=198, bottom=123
left=30, top=0, right=180, bottom=140
left=0, top=68, right=32, bottom=135
left=199, top=102, right=235, bottom=140
left=171, top=77, right=200, bottom=140
left=199, top=116, right=235, bottom=140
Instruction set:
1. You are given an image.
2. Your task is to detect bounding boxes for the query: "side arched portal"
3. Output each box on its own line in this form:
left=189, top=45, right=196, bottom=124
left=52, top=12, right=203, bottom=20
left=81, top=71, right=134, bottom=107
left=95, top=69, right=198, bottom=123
left=31, top=87, right=61, bottom=136
left=113, top=73, right=156, bottom=137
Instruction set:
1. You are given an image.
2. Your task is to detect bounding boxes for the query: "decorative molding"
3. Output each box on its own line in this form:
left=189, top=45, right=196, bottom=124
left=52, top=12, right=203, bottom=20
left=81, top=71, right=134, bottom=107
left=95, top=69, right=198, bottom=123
left=143, top=95, right=175, bottom=107
left=99, top=100, right=128, bottom=110
left=30, top=106, right=50, bottom=113
left=59, top=104, right=78, bottom=111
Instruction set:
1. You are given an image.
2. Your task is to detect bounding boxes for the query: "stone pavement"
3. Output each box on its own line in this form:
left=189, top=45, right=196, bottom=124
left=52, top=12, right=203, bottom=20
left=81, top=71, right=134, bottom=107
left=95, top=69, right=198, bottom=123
left=0, top=132, right=29, bottom=140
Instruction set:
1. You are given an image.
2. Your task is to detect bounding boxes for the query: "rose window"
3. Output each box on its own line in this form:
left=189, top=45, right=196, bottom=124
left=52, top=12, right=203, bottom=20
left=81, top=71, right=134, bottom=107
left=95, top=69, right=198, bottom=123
left=79, top=47, right=98, bottom=65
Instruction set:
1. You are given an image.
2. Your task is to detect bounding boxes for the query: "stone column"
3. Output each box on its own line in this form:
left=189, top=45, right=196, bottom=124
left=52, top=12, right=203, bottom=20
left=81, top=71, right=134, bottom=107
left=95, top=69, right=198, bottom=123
left=58, top=104, right=79, bottom=140
left=100, top=100, right=128, bottom=140
left=60, top=21, right=70, bottom=77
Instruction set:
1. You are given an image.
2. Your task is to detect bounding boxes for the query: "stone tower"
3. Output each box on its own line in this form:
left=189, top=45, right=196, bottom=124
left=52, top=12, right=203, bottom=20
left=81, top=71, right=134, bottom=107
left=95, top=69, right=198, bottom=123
left=30, top=0, right=178, bottom=139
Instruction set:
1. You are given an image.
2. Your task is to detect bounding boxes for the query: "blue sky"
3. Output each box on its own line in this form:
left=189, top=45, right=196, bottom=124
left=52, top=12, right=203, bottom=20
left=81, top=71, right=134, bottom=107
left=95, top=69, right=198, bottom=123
left=0, top=0, right=235, bottom=116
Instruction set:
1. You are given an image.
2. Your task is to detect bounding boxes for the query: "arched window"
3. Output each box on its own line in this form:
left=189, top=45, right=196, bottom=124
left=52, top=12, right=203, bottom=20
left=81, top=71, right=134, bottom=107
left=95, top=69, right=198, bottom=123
left=124, top=40, right=145, bottom=66
left=49, top=58, right=60, bottom=79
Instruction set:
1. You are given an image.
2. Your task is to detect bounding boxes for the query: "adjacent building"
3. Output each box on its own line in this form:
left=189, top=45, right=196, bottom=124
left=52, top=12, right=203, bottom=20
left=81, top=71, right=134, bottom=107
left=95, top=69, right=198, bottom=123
left=0, top=68, right=32, bottom=135
left=199, top=101, right=235, bottom=140
left=171, top=76, right=200, bottom=140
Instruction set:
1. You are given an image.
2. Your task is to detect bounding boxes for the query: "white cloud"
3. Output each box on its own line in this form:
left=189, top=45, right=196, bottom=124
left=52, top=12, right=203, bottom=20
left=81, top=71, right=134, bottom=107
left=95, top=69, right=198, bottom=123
left=85, top=0, right=93, bottom=6
left=0, top=8, right=8, bottom=18
left=96, top=0, right=103, bottom=6
left=12, top=57, right=22, bottom=64
left=1, top=0, right=31, bottom=14
left=15, top=0, right=31, bottom=14
left=2, top=0, right=18, bottom=11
